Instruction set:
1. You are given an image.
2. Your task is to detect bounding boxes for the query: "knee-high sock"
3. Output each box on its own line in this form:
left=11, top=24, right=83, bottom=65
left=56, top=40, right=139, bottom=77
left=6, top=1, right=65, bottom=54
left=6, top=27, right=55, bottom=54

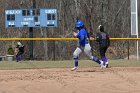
left=102, top=56, right=107, bottom=62
left=92, top=56, right=101, bottom=64
left=74, top=57, right=78, bottom=67
left=16, top=55, right=19, bottom=61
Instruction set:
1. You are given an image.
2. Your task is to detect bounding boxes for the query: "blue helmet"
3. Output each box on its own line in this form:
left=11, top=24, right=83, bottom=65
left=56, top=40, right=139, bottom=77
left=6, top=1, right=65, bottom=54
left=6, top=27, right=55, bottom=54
left=75, top=20, right=84, bottom=27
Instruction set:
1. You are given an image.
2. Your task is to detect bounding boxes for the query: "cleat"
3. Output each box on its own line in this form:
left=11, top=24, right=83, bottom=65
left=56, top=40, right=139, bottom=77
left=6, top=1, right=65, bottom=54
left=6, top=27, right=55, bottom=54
left=106, top=64, right=109, bottom=68
left=100, top=60, right=106, bottom=69
left=105, top=62, right=109, bottom=68
left=71, top=67, right=78, bottom=71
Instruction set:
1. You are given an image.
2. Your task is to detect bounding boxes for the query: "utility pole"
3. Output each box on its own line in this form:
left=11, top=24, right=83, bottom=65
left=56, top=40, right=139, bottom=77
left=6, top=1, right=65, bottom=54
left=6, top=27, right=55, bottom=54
left=131, top=0, right=139, bottom=60
left=29, top=0, right=36, bottom=60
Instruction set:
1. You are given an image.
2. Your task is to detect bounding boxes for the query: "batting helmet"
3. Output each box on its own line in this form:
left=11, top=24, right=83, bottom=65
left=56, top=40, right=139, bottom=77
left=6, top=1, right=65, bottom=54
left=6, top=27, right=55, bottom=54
left=75, top=20, right=84, bottom=27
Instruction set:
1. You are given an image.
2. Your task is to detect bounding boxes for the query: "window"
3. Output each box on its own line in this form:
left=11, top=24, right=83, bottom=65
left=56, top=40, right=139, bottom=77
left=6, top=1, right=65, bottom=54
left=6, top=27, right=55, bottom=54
left=47, top=14, right=51, bottom=20
left=52, top=14, right=55, bottom=20
left=33, top=10, right=35, bottom=16
left=47, top=14, right=56, bottom=20
left=34, top=16, right=38, bottom=22
left=7, top=15, right=11, bottom=21
left=33, top=9, right=40, bottom=16
left=27, top=10, right=30, bottom=16
left=22, top=10, right=30, bottom=16
left=36, top=9, right=40, bottom=15
left=22, top=10, right=26, bottom=16
left=11, top=14, right=15, bottom=20
left=7, top=14, right=15, bottom=21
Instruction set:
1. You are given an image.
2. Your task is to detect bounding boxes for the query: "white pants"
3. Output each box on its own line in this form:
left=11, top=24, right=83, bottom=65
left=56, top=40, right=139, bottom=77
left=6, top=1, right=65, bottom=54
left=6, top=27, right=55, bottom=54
left=73, top=44, right=93, bottom=59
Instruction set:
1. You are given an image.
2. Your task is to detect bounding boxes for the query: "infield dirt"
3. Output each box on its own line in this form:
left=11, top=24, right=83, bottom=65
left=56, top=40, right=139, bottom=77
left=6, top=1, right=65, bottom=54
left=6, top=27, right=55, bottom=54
left=0, top=67, right=140, bottom=93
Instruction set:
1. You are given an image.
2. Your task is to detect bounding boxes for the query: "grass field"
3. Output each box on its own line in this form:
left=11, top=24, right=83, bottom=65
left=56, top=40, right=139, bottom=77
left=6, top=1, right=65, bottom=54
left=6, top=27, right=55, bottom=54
left=0, top=59, right=140, bottom=70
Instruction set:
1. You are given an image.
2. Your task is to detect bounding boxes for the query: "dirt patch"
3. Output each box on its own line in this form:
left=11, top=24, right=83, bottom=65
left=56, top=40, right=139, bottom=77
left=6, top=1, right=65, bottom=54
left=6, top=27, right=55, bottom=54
left=0, top=67, right=140, bottom=93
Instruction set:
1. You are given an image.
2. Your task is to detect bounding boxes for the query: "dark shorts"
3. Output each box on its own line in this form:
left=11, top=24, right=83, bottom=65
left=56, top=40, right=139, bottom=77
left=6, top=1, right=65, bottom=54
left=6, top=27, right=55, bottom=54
left=99, top=47, right=108, bottom=58
left=16, top=52, right=24, bottom=56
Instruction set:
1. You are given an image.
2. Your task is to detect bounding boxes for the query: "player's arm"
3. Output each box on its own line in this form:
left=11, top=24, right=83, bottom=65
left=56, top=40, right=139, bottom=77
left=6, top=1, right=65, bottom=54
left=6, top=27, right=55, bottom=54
left=73, top=31, right=79, bottom=38
left=14, top=47, right=18, bottom=55
left=73, top=31, right=84, bottom=40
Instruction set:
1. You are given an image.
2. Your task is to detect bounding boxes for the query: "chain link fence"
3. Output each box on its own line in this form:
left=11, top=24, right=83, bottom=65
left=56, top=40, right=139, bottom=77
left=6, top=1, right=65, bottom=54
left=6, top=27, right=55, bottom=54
left=0, top=39, right=139, bottom=61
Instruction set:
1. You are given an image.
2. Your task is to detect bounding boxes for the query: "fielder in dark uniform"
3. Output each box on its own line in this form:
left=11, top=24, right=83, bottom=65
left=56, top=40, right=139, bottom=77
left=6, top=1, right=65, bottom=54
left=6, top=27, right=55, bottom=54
left=15, top=41, right=24, bottom=62
left=95, top=25, right=110, bottom=68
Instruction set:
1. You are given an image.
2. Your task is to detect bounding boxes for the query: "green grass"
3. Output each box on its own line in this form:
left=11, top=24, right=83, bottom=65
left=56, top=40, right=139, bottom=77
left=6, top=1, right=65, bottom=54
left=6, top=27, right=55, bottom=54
left=0, top=59, right=140, bottom=70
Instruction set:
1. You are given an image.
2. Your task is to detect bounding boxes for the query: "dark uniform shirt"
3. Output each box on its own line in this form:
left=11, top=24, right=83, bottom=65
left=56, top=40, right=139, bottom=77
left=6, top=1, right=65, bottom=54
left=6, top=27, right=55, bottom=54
left=96, top=32, right=110, bottom=48
left=16, top=45, right=24, bottom=55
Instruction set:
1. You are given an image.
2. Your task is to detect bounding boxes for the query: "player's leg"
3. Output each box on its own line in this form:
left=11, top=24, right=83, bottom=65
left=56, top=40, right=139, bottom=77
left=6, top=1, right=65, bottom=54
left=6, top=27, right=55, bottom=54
left=103, top=47, right=109, bottom=68
left=16, top=52, right=20, bottom=62
left=19, top=52, right=24, bottom=61
left=84, top=44, right=104, bottom=67
left=100, top=47, right=108, bottom=67
left=100, top=47, right=105, bottom=63
left=18, top=52, right=23, bottom=61
left=16, top=55, right=18, bottom=62
left=72, top=47, right=82, bottom=71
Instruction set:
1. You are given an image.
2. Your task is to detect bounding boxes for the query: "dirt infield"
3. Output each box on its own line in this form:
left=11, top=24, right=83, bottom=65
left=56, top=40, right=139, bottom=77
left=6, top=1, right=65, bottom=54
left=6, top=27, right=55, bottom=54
left=0, top=67, right=140, bottom=93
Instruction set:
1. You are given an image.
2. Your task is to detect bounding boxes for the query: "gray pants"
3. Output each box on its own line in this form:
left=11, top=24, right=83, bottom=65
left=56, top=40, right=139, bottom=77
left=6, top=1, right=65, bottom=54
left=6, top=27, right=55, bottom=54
left=73, top=44, right=93, bottom=59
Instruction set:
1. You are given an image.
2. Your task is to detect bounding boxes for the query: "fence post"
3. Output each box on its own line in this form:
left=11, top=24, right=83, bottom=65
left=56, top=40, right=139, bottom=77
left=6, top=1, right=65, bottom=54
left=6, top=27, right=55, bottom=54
left=53, top=40, right=55, bottom=61
left=128, top=40, right=129, bottom=60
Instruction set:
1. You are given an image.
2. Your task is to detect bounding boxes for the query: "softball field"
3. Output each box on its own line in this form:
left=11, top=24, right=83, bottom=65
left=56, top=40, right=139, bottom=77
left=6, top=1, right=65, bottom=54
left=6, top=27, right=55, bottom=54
left=0, top=60, right=140, bottom=93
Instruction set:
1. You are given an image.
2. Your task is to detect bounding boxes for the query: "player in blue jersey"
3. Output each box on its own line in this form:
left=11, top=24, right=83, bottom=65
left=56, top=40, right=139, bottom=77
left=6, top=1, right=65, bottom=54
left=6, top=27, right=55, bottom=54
left=95, top=25, right=110, bottom=68
left=72, top=20, right=105, bottom=71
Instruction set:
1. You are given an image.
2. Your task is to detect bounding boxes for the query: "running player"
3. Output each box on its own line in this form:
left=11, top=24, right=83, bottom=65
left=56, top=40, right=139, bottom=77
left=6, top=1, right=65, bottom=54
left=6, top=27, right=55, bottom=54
left=72, top=20, right=104, bottom=71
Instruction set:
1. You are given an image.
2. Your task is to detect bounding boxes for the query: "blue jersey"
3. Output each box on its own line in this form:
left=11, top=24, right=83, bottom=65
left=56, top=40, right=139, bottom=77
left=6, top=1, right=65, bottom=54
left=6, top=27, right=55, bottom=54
left=76, top=28, right=89, bottom=46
